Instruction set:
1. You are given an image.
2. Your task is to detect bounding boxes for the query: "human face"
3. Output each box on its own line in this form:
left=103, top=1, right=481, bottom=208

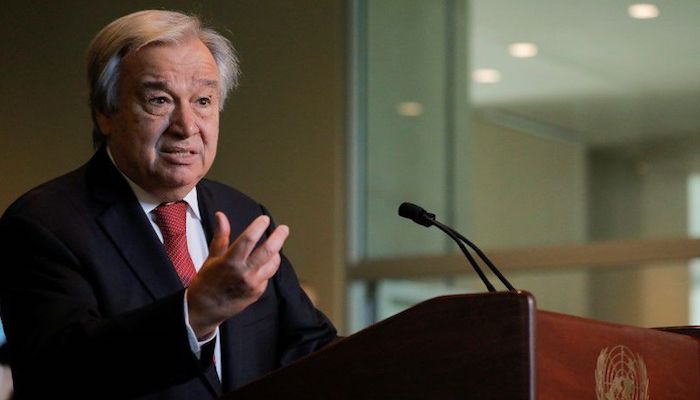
left=98, top=38, right=221, bottom=201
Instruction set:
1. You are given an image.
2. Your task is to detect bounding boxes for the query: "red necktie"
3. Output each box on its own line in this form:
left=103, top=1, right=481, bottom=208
left=152, top=201, right=197, bottom=287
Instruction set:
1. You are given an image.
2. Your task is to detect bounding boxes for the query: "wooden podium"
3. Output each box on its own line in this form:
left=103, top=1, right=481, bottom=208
left=223, top=292, right=700, bottom=399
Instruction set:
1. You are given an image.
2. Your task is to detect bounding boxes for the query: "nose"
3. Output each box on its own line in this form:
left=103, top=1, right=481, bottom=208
left=169, top=103, right=199, bottom=137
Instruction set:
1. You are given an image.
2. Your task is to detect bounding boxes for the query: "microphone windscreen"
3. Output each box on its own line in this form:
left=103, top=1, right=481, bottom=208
left=398, top=202, right=434, bottom=227
left=398, top=202, right=422, bottom=219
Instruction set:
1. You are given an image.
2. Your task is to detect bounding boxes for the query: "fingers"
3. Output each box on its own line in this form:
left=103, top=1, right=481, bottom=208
left=214, top=213, right=288, bottom=280
left=247, top=224, right=289, bottom=268
left=224, top=214, right=289, bottom=274
left=226, top=215, right=271, bottom=263
left=208, top=212, right=231, bottom=258
left=256, top=253, right=281, bottom=281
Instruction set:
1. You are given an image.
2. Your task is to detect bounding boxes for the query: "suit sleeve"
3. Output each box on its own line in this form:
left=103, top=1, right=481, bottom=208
left=0, top=214, right=210, bottom=399
left=273, top=254, right=338, bottom=366
left=259, top=205, right=338, bottom=367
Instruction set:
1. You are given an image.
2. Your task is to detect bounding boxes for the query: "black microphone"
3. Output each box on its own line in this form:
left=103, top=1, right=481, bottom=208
left=398, top=202, right=495, bottom=292
left=398, top=202, right=516, bottom=292
left=398, top=202, right=435, bottom=227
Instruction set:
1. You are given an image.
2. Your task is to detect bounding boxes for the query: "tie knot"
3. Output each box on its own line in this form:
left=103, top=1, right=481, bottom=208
left=152, top=201, right=188, bottom=237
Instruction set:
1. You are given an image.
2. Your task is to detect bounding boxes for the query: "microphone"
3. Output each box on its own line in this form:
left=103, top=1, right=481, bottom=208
left=398, top=202, right=435, bottom=227
left=398, top=202, right=496, bottom=292
left=398, top=202, right=516, bottom=292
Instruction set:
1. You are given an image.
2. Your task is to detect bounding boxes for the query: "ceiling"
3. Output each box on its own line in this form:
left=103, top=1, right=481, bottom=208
left=470, top=0, right=700, bottom=146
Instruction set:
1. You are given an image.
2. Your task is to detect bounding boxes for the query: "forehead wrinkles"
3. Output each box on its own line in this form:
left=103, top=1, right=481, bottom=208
left=122, top=41, right=220, bottom=92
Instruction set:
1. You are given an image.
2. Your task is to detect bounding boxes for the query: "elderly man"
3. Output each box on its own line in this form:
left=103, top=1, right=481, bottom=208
left=0, top=10, right=336, bottom=399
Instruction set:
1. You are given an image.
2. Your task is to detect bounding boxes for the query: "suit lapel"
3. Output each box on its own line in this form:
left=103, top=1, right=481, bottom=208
left=202, top=363, right=223, bottom=397
left=88, top=148, right=183, bottom=300
left=97, top=199, right=183, bottom=299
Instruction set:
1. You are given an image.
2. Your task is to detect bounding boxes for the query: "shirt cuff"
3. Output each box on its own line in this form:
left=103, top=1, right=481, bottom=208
left=183, top=289, right=217, bottom=359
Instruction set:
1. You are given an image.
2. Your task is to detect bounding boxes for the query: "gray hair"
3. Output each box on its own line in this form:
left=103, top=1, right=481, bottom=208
left=86, top=10, right=240, bottom=148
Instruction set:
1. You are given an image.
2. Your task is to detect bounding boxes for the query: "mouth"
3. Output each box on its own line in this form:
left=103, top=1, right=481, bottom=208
left=159, top=147, right=199, bottom=164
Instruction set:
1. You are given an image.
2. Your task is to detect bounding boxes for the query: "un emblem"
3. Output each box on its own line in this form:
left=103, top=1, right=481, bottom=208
left=595, top=345, right=649, bottom=400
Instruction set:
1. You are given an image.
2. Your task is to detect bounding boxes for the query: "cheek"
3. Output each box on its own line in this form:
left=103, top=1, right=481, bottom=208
left=201, top=118, right=219, bottom=147
left=208, top=138, right=218, bottom=159
left=137, top=117, right=170, bottom=147
left=203, top=133, right=218, bottom=164
left=144, top=113, right=170, bottom=133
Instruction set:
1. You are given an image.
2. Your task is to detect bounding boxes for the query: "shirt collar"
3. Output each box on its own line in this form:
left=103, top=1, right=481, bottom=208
left=106, top=146, right=202, bottom=220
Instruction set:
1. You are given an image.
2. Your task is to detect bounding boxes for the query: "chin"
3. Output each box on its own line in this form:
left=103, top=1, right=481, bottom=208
left=157, top=173, right=199, bottom=191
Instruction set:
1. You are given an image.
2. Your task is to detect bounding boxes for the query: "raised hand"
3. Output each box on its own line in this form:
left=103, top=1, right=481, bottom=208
left=186, top=212, right=289, bottom=339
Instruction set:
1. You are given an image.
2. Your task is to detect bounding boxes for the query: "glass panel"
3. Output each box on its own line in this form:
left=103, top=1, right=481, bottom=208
left=349, top=0, right=700, bottom=328
left=373, top=269, right=591, bottom=323
left=688, top=174, right=700, bottom=324
left=369, top=263, right=683, bottom=328
left=359, top=0, right=467, bottom=259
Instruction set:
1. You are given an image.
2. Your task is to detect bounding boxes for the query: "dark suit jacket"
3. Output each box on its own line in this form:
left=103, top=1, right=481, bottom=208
left=0, top=148, right=337, bottom=399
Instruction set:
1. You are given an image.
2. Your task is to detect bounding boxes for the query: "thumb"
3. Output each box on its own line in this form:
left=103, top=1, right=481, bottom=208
left=209, top=211, right=231, bottom=257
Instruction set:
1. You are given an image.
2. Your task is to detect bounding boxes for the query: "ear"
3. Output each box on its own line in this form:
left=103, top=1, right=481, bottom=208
left=95, top=112, right=113, bottom=138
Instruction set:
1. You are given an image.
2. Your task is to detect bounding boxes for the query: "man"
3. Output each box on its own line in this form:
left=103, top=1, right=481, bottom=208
left=0, top=10, right=336, bottom=399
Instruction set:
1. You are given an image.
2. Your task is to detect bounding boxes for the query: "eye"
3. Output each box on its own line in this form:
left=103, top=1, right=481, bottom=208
left=196, top=97, right=212, bottom=106
left=149, top=96, right=170, bottom=105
